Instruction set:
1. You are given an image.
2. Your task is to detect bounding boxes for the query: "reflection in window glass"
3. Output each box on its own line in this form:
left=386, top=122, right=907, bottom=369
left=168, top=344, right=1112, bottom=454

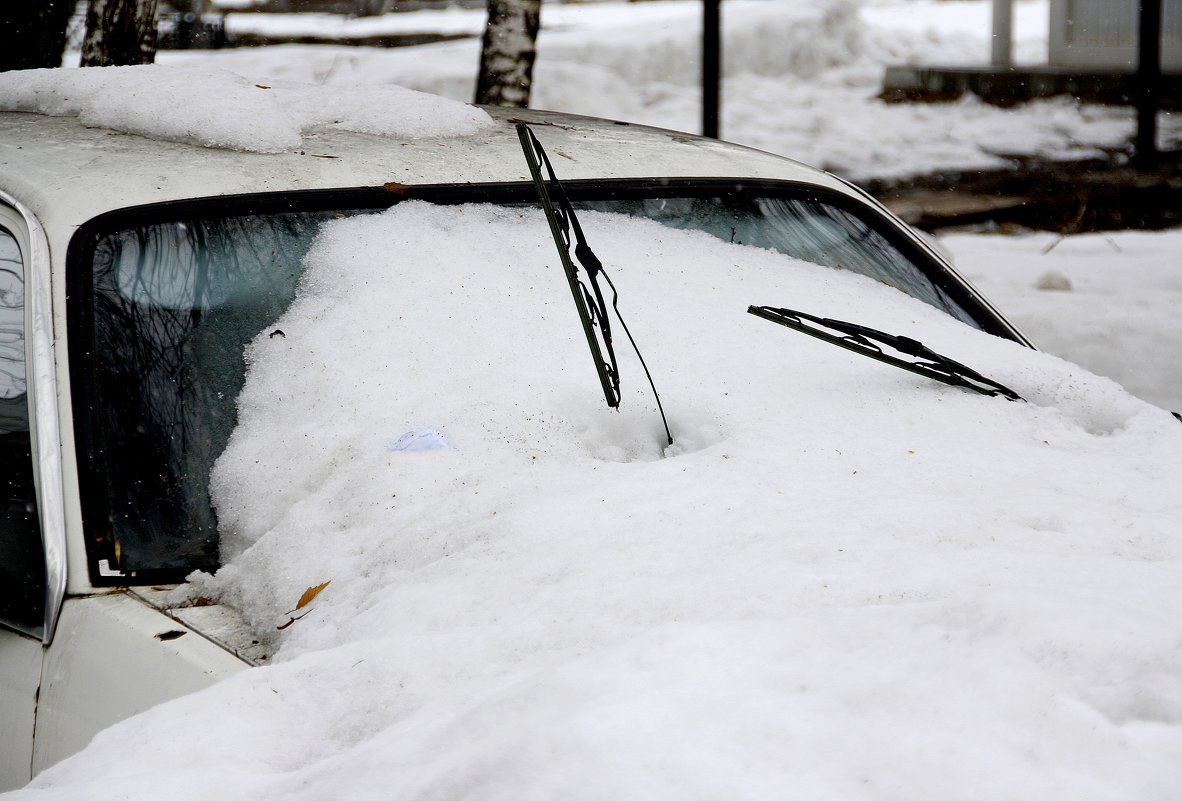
left=577, top=195, right=978, bottom=327
left=0, top=226, right=45, bottom=637
left=87, top=212, right=353, bottom=576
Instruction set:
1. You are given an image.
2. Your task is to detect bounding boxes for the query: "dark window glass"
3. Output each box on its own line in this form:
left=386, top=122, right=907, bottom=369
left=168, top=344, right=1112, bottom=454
left=573, top=195, right=978, bottom=327
left=0, top=225, right=45, bottom=637
left=85, top=212, right=350, bottom=577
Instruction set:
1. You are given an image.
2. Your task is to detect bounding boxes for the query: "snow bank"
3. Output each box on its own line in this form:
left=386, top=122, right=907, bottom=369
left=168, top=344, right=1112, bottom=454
left=160, top=0, right=1178, bottom=178
left=943, top=229, right=1182, bottom=412
left=227, top=7, right=486, bottom=39
left=0, top=65, right=493, bottom=153
left=16, top=202, right=1182, bottom=800
left=528, top=0, right=1155, bottom=176
left=538, top=1, right=862, bottom=89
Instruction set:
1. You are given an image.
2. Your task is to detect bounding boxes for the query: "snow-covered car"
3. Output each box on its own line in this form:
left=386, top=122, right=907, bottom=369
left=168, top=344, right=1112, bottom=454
left=3, top=69, right=1178, bottom=798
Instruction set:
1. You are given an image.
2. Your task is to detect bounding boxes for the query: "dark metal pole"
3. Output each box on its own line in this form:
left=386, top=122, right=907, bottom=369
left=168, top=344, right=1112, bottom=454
left=990, top=0, right=1013, bottom=67
left=703, top=0, right=720, bottom=139
left=1135, top=0, right=1162, bottom=168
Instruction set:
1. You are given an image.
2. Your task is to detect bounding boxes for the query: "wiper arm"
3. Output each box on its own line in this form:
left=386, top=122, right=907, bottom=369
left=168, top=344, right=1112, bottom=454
left=517, top=123, right=673, bottom=445
left=748, top=304, right=1024, bottom=401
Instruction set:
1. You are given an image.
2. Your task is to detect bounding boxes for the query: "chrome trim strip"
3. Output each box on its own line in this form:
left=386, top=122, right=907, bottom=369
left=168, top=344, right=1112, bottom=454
left=0, top=192, right=68, bottom=644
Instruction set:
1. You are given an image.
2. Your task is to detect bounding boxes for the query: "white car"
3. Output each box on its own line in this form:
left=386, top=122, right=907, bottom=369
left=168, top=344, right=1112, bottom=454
left=0, top=72, right=1037, bottom=791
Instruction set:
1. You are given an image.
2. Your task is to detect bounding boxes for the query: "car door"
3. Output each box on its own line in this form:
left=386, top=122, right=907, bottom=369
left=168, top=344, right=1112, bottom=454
left=0, top=215, right=46, bottom=792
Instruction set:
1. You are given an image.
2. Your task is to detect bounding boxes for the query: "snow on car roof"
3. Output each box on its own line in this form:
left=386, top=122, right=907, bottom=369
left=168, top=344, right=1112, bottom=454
left=0, top=67, right=846, bottom=255
left=0, top=66, right=497, bottom=152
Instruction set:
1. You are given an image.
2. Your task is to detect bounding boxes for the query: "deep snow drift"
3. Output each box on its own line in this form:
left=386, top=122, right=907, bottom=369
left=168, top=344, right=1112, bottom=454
left=12, top=202, right=1182, bottom=800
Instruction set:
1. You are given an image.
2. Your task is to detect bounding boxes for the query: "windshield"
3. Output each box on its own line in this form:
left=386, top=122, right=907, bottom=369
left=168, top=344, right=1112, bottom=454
left=70, top=182, right=995, bottom=583
left=576, top=195, right=976, bottom=323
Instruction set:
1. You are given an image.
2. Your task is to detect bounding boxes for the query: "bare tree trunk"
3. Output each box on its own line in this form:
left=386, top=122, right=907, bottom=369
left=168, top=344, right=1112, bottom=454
left=475, top=0, right=542, bottom=108
left=0, top=0, right=75, bottom=72
left=81, top=0, right=160, bottom=67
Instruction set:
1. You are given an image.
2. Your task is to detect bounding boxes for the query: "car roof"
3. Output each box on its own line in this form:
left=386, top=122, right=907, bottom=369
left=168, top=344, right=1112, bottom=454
left=0, top=105, right=851, bottom=254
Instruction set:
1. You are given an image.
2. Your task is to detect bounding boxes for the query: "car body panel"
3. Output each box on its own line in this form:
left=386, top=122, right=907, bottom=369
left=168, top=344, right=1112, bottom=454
left=31, top=592, right=250, bottom=778
left=0, top=107, right=852, bottom=262
left=0, top=631, right=40, bottom=789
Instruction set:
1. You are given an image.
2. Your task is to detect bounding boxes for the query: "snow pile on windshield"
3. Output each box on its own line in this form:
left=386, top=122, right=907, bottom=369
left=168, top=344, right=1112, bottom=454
left=0, top=65, right=493, bottom=152
left=18, top=203, right=1182, bottom=800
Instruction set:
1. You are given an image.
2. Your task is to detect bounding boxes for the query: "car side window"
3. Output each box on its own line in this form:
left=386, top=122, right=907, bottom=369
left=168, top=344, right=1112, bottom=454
left=0, top=224, right=45, bottom=637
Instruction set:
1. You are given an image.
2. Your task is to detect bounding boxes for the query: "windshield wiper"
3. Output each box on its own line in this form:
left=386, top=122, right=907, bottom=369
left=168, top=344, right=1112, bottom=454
left=748, top=304, right=1024, bottom=401
left=517, top=123, right=673, bottom=445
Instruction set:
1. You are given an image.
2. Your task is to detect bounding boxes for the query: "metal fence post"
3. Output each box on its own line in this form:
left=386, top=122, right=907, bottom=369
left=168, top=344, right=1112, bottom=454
left=1135, top=0, right=1163, bottom=168
left=991, top=0, right=1013, bottom=67
left=703, top=0, right=720, bottom=139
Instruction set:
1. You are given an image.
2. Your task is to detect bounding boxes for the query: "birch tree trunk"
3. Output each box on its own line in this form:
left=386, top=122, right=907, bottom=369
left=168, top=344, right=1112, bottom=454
left=0, top=0, right=75, bottom=72
left=475, top=0, right=542, bottom=108
left=81, top=0, right=160, bottom=67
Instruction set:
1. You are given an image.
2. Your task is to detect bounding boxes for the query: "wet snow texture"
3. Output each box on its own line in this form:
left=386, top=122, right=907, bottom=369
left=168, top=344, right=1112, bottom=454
left=0, top=65, right=493, bottom=152
left=14, top=203, right=1182, bottom=801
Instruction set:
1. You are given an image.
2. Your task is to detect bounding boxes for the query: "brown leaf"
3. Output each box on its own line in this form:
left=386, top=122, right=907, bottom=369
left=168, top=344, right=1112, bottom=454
left=383, top=182, right=410, bottom=195
left=296, top=580, right=331, bottom=610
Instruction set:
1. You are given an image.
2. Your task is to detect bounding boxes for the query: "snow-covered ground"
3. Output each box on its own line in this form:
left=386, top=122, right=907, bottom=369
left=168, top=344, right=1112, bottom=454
left=151, top=0, right=1180, bottom=180
left=945, top=230, right=1182, bottom=412
left=5, top=3, right=1180, bottom=799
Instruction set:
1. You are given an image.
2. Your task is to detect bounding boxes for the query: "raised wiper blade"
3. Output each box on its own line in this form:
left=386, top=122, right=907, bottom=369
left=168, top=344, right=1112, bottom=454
left=748, top=304, right=1024, bottom=402
left=517, top=122, right=673, bottom=445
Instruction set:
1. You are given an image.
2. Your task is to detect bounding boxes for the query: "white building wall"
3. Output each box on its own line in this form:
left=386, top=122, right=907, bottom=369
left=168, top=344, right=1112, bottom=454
left=1049, top=0, right=1182, bottom=70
